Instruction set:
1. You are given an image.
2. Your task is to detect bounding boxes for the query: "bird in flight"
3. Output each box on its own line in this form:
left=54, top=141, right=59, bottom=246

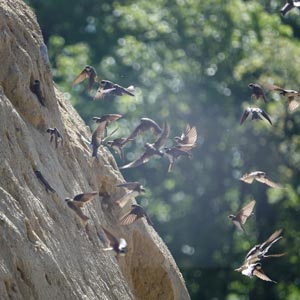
left=94, top=80, right=135, bottom=99
left=115, top=182, right=146, bottom=208
left=119, top=204, right=153, bottom=226
left=240, top=171, right=283, bottom=189
left=73, top=65, right=98, bottom=91
left=248, top=83, right=268, bottom=103
left=101, top=227, right=128, bottom=256
left=240, top=107, right=272, bottom=125
left=280, top=0, right=300, bottom=16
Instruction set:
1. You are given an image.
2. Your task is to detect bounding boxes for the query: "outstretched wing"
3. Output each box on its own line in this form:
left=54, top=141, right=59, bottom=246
left=240, top=173, right=255, bottom=184
left=236, top=200, right=256, bottom=225
left=116, top=182, right=140, bottom=190
left=255, top=176, right=282, bottom=189
left=260, top=109, right=272, bottom=125
left=119, top=152, right=151, bottom=169
left=253, top=269, right=276, bottom=283
left=240, top=108, right=250, bottom=125
left=154, top=121, right=170, bottom=149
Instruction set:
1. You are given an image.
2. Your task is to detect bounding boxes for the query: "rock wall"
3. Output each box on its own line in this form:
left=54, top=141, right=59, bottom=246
left=0, top=1, right=190, bottom=299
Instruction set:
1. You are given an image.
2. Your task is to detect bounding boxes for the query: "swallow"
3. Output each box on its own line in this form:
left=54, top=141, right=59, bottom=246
left=65, top=192, right=98, bottom=225
left=46, top=128, right=64, bottom=148
left=235, top=262, right=277, bottom=283
left=120, top=122, right=170, bottom=169
left=164, top=146, right=193, bottom=172
left=73, top=65, right=97, bottom=91
left=240, top=171, right=282, bottom=188
left=280, top=0, right=300, bottom=16
left=123, top=117, right=163, bottom=145
left=106, top=138, right=127, bottom=160
left=94, top=80, right=134, bottom=99
left=34, top=170, right=56, bottom=193
left=240, top=107, right=272, bottom=125
left=228, top=200, right=256, bottom=232
left=92, top=114, right=122, bottom=124
left=248, top=83, right=268, bottom=103
left=30, top=80, right=45, bottom=106
left=115, top=182, right=146, bottom=208
left=101, top=227, right=128, bottom=256
left=91, top=121, right=107, bottom=158
left=119, top=204, right=153, bottom=226
left=264, top=83, right=300, bottom=112
left=173, top=123, right=197, bottom=147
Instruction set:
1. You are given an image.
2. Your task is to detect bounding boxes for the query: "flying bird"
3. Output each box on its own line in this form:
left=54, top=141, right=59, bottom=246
left=228, top=200, right=256, bottom=232
left=65, top=192, right=98, bottom=225
left=92, top=114, right=122, bottom=124
left=164, top=146, right=193, bottom=172
left=46, top=127, right=64, bottom=148
left=173, top=123, right=197, bottom=147
left=280, top=0, right=300, bottom=16
left=101, top=227, right=128, bottom=256
left=115, top=182, right=146, bottom=208
left=264, top=83, right=300, bottom=112
left=91, top=121, right=107, bottom=158
left=119, top=204, right=153, bottom=226
left=240, top=107, right=272, bottom=125
left=240, top=171, right=282, bottom=189
left=94, top=80, right=134, bottom=99
left=106, top=138, right=128, bottom=160
left=248, top=83, right=268, bottom=103
left=34, top=170, right=56, bottom=193
left=120, top=122, right=169, bottom=169
left=73, top=65, right=97, bottom=91
left=30, top=80, right=45, bottom=106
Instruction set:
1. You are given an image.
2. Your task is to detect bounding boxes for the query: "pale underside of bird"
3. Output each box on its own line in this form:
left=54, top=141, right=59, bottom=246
left=240, top=107, right=272, bottom=125
left=115, top=182, right=146, bottom=208
left=240, top=171, right=283, bottom=189
left=102, top=227, right=128, bottom=256
left=120, top=121, right=170, bottom=169
left=73, top=65, right=97, bottom=91
left=280, top=0, right=300, bottom=16
left=119, top=204, right=153, bottom=226
left=228, top=200, right=256, bottom=232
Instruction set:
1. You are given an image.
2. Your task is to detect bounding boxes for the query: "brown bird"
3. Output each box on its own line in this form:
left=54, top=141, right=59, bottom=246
left=228, top=200, right=256, bottom=232
left=240, top=171, right=282, bottom=189
left=94, top=80, right=135, bottom=100
left=101, top=227, right=128, bottom=256
left=248, top=83, right=268, bottom=103
left=120, top=122, right=170, bottom=169
left=106, top=138, right=127, bottom=160
left=73, top=65, right=97, bottom=91
left=240, top=107, right=272, bottom=125
left=92, top=114, right=122, bottom=124
left=164, top=145, right=193, bottom=173
left=46, top=127, right=64, bottom=148
left=119, top=204, right=153, bottom=226
left=123, top=117, right=163, bottom=145
left=115, top=182, right=146, bottom=208
left=91, top=121, right=107, bottom=158
left=280, top=0, right=300, bottom=16
left=173, top=123, right=197, bottom=147
left=265, top=83, right=300, bottom=112
left=30, top=80, right=45, bottom=106
left=34, top=170, right=56, bottom=193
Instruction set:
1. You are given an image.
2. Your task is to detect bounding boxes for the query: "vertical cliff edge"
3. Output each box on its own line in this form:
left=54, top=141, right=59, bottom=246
left=0, top=1, right=190, bottom=299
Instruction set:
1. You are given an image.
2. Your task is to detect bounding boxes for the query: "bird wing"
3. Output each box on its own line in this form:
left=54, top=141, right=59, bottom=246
left=141, top=118, right=162, bottom=135
left=288, top=97, right=300, bottom=112
left=255, top=176, right=282, bottom=189
left=118, top=85, right=135, bottom=96
left=73, top=192, right=98, bottom=205
left=240, top=173, right=255, bottom=184
left=119, top=211, right=138, bottom=225
left=154, top=121, right=170, bottom=149
left=259, top=109, right=272, bottom=125
left=240, top=108, right=250, bottom=125
left=253, top=269, right=276, bottom=283
left=115, top=191, right=138, bottom=208
left=260, top=229, right=283, bottom=249
left=88, top=68, right=97, bottom=91
left=91, top=121, right=107, bottom=147
left=232, top=220, right=245, bottom=232
left=73, top=69, right=89, bottom=85
left=102, top=227, right=118, bottom=248
left=236, top=200, right=256, bottom=225
left=116, top=182, right=140, bottom=190
left=263, top=83, right=285, bottom=92
left=94, top=87, right=116, bottom=100
left=67, top=202, right=89, bottom=223
left=119, top=151, right=151, bottom=169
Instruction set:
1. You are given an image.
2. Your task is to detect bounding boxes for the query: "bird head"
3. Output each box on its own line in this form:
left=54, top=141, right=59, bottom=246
left=228, top=215, right=235, bottom=220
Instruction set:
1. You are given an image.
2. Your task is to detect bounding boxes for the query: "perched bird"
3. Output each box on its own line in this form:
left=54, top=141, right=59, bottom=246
left=123, top=117, right=163, bottom=145
left=228, top=200, right=256, bottom=232
left=46, top=128, right=64, bottom=148
left=106, top=138, right=127, bottom=160
left=65, top=192, right=98, bottom=225
left=92, top=114, right=122, bottom=124
left=120, top=122, right=170, bottom=169
left=240, top=107, right=272, bottom=125
left=73, top=65, right=97, bottom=91
left=115, top=182, right=146, bottom=208
left=91, top=121, right=107, bottom=158
left=264, top=83, right=300, bottom=112
left=173, top=123, right=197, bottom=147
left=280, top=0, right=300, bottom=16
left=30, top=80, right=45, bottom=106
left=248, top=83, right=268, bottom=103
left=119, top=204, right=153, bottom=226
left=164, top=146, right=193, bottom=173
left=240, top=171, right=282, bottom=189
left=94, top=80, right=135, bottom=100
left=34, top=170, right=56, bottom=193
left=101, top=227, right=128, bottom=256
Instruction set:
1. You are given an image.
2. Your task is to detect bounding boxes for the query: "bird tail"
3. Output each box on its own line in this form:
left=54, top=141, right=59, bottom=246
left=168, top=162, right=175, bottom=173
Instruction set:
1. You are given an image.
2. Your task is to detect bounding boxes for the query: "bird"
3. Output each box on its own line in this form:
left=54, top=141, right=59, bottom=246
left=106, top=138, right=128, bottom=160
left=93, top=80, right=135, bottom=100
left=73, top=65, right=97, bottom=91
left=46, top=128, right=64, bottom=148
left=280, top=0, right=300, bottom=16
left=30, top=80, right=45, bottom=106
left=120, top=121, right=170, bottom=169
left=92, top=114, right=122, bottom=124
left=115, top=182, right=146, bottom=208
left=101, top=227, right=128, bottom=256
left=119, top=204, right=153, bottom=226
left=264, top=83, right=300, bottom=112
left=91, top=121, right=107, bottom=158
left=228, top=200, right=256, bottom=232
left=173, top=123, right=197, bottom=147
left=248, top=83, right=268, bottom=103
left=164, top=146, right=193, bottom=173
left=34, top=170, right=56, bottom=193
left=123, top=117, right=163, bottom=145
left=240, top=107, right=272, bottom=125
left=65, top=192, right=98, bottom=225
left=240, top=171, right=283, bottom=189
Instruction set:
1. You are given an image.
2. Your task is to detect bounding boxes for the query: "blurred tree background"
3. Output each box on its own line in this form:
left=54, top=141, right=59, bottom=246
left=25, top=0, right=300, bottom=299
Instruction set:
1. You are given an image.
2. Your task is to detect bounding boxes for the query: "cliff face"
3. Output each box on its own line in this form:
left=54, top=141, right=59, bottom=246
left=0, top=1, right=190, bottom=299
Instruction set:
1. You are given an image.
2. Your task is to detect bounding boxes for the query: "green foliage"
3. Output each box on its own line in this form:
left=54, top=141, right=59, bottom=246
left=26, top=0, right=300, bottom=298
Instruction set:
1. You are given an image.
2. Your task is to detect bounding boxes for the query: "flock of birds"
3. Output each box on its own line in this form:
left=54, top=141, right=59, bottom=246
left=28, top=0, right=300, bottom=290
